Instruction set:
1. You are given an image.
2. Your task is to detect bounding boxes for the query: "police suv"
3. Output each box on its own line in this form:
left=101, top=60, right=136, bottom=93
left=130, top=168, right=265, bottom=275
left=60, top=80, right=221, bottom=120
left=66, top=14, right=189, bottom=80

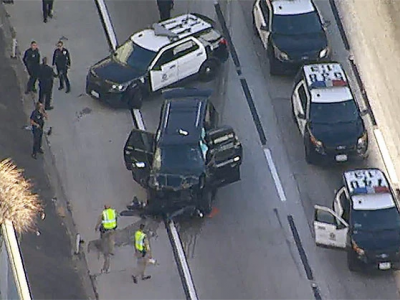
left=313, top=168, right=400, bottom=271
left=291, top=62, right=368, bottom=164
left=123, top=88, right=242, bottom=218
left=252, top=0, right=329, bottom=75
left=86, top=14, right=228, bottom=109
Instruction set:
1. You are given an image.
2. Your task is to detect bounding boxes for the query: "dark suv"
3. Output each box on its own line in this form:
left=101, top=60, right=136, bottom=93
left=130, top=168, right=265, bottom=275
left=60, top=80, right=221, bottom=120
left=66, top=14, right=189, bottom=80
left=123, top=88, right=242, bottom=218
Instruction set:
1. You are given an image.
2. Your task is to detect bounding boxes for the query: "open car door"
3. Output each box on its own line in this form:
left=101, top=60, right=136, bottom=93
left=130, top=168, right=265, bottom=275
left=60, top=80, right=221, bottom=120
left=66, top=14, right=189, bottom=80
left=314, top=205, right=348, bottom=249
left=123, top=129, right=155, bottom=188
left=206, top=126, right=243, bottom=188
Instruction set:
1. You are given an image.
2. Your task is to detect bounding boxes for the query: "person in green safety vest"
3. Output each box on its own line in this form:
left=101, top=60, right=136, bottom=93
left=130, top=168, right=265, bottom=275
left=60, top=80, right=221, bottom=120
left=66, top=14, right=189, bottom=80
left=95, top=204, right=118, bottom=255
left=132, top=224, right=152, bottom=283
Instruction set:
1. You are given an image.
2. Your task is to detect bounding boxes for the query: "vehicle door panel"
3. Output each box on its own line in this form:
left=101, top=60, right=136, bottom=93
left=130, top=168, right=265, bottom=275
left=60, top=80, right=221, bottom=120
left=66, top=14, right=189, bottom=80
left=254, top=0, right=270, bottom=49
left=150, top=49, right=178, bottom=91
left=292, top=81, right=308, bottom=136
left=174, top=39, right=207, bottom=81
left=205, top=101, right=218, bottom=130
left=123, top=129, right=155, bottom=187
left=206, top=126, right=242, bottom=188
left=314, top=205, right=348, bottom=248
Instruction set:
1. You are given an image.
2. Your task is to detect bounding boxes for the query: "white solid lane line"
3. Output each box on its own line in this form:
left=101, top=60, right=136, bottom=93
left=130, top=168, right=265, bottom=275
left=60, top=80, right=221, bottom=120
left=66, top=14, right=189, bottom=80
left=263, top=148, right=287, bottom=202
left=373, top=128, right=399, bottom=185
left=168, top=222, right=198, bottom=300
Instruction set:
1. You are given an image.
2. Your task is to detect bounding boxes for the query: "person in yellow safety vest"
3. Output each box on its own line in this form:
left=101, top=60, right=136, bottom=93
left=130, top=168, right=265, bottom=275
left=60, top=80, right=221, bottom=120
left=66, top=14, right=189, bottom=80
left=95, top=204, right=118, bottom=255
left=132, top=224, right=151, bottom=283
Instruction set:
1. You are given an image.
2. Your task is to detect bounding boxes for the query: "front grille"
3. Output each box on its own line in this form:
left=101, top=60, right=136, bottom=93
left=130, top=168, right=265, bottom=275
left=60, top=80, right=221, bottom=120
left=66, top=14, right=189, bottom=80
left=365, top=250, right=400, bottom=263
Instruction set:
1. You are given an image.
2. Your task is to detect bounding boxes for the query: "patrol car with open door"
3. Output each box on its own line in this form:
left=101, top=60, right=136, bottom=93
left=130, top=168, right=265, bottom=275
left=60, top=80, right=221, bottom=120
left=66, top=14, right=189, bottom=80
left=86, top=14, right=228, bottom=109
left=252, top=0, right=329, bottom=75
left=313, top=168, right=400, bottom=271
left=291, top=62, right=368, bottom=164
left=123, top=88, right=242, bottom=218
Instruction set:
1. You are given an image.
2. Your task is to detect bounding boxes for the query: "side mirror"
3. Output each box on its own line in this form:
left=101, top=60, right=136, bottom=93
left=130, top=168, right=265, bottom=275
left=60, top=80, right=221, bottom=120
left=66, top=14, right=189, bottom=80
left=260, top=24, right=268, bottom=31
left=360, top=109, right=369, bottom=117
left=297, top=112, right=305, bottom=119
left=322, top=20, right=331, bottom=29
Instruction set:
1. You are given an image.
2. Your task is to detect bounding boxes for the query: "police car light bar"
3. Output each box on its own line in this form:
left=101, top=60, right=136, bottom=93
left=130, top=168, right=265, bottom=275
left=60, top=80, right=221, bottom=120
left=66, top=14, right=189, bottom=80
left=309, top=79, right=347, bottom=89
left=352, top=186, right=390, bottom=195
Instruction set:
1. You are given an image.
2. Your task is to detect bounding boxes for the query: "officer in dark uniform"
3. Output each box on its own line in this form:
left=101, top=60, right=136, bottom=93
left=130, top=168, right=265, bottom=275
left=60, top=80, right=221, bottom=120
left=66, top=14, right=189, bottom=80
left=42, top=0, right=54, bottom=23
left=156, top=0, right=173, bottom=21
left=38, top=57, right=56, bottom=110
left=30, top=102, right=48, bottom=159
left=23, top=41, right=40, bottom=94
left=52, top=41, right=71, bottom=93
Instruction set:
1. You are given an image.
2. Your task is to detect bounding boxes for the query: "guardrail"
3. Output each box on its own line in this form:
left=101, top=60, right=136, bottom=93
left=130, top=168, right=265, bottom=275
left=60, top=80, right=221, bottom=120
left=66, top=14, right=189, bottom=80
left=0, top=220, right=32, bottom=300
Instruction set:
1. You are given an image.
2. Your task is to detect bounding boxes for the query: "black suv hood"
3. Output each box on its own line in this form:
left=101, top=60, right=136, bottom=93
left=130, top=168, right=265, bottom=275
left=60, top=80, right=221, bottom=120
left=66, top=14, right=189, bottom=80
left=309, top=119, right=364, bottom=147
left=353, top=229, right=400, bottom=251
left=271, top=32, right=327, bottom=59
left=91, top=56, right=146, bottom=84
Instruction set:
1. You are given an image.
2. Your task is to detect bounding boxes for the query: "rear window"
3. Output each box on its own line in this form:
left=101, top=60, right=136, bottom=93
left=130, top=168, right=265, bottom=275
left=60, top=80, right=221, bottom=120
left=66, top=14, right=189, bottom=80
left=198, top=28, right=221, bottom=43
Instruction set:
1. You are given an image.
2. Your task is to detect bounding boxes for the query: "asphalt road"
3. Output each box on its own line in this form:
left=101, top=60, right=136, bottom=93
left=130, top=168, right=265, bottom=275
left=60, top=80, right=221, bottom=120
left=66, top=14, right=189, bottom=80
left=105, top=0, right=400, bottom=299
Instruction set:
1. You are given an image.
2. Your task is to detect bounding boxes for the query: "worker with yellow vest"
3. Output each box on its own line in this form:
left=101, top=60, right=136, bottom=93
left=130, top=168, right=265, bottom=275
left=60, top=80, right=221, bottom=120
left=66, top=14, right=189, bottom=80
left=132, top=223, right=151, bottom=283
left=95, top=204, right=118, bottom=255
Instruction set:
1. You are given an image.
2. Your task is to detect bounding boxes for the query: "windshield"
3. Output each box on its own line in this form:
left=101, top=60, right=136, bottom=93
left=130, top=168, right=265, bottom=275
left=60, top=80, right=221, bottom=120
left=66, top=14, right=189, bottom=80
left=352, top=207, right=400, bottom=231
left=272, top=12, right=322, bottom=35
left=152, top=144, right=204, bottom=174
left=113, top=41, right=157, bottom=71
left=310, top=100, right=359, bottom=124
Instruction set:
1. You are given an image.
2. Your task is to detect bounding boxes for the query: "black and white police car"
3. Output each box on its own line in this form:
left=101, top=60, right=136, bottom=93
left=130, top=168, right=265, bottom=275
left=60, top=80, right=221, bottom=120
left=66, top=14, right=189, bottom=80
left=313, top=168, right=400, bottom=271
left=291, top=62, right=368, bottom=164
left=252, top=0, right=329, bottom=75
left=86, top=14, right=228, bottom=109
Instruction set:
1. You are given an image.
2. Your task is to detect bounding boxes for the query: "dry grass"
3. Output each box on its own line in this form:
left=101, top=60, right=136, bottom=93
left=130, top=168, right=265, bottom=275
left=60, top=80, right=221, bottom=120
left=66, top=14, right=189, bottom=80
left=0, top=159, right=42, bottom=234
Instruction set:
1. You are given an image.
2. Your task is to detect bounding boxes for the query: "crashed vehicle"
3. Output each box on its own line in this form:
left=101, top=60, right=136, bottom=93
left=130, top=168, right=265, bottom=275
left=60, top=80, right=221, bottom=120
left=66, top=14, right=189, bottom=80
left=123, top=88, right=243, bottom=218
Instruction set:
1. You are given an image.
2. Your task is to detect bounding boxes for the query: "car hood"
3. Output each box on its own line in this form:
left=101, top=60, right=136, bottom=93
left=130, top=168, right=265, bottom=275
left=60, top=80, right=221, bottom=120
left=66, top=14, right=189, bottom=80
left=151, top=172, right=203, bottom=191
left=353, top=229, right=400, bottom=251
left=271, top=32, right=327, bottom=59
left=91, top=56, right=146, bottom=84
left=309, top=120, right=364, bottom=147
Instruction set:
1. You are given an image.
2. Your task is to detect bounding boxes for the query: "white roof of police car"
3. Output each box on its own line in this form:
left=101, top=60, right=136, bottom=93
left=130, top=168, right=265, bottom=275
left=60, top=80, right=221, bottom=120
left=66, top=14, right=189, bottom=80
left=271, top=0, right=315, bottom=15
left=303, top=62, right=353, bottom=104
left=344, top=169, right=395, bottom=211
left=131, top=14, right=212, bottom=52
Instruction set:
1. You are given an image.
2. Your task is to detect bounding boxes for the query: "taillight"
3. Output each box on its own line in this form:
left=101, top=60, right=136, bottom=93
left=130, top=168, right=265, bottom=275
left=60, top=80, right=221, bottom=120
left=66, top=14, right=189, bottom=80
left=219, top=38, right=227, bottom=46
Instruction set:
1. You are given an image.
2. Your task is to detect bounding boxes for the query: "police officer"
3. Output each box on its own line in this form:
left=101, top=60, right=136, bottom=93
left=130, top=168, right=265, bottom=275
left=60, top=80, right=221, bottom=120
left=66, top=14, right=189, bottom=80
left=30, top=102, right=47, bottom=159
left=42, top=0, right=54, bottom=23
left=95, top=204, right=118, bottom=254
left=23, top=41, right=40, bottom=94
left=156, top=0, right=173, bottom=21
left=132, top=224, right=152, bottom=283
left=38, top=57, right=56, bottom=110
left=52, top=41, right=71, bottom=93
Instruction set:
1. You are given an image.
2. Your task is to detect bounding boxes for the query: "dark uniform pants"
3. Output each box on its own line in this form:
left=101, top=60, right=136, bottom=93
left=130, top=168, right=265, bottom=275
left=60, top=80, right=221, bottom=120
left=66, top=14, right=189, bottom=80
left=32, top=127, right=43, bottom=155
left=57, top=67, right=70, bottom=90
left=157, top=2, right=171, bottom=21
left=42, top=0, right=53, bottom=20
left=39, top=82, right=53, bottom=109
left=26, top=69, right=38, bottom=92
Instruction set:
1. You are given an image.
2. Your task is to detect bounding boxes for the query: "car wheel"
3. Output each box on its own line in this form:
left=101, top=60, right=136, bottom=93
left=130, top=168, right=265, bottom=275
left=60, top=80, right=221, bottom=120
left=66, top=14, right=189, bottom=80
left=199, top=189, right=213, bottom=216
left=305, top=141, right=315, bottom=165
left=127, top=86, right=143, bottom=109
left=199, top=59, right=220, bottom=82
left=269, top=55, right=281, bottom=76
left=252, top=14, right=259, bottom=37
left=347, top=252, right=360, bottom=272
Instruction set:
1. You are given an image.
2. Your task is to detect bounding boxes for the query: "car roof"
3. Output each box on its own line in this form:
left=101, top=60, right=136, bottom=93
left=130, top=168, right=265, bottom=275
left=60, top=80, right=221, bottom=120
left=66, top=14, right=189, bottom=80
left=271, top=0, right=315, bottom=15
left=158, top=97, right=207, bottom=145
left=303, top=62, right=353, bottom=104
left=343, top=169, right=396, bottom=211
left=131, top=14, right=212, bottom=52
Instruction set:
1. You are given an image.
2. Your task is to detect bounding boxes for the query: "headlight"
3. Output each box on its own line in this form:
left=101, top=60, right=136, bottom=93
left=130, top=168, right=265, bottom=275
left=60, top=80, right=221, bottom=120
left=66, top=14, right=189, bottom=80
left=110, top=83, right=129, bottom=92
left=351, top=240, right=365, bottom=256
left=319, top=48, right=329, bottom=58
left=274, top=45, right=289, bottom=61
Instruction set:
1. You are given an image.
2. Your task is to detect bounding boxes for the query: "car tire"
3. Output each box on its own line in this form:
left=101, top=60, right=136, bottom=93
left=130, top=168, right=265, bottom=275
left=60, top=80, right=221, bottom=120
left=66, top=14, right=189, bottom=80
left=347, top=252, right=360, bottom=272
left=126, top=86, right=144, bottom=109
left=269, top=55, right=281, bottom=76
left=199, top=189, right=213, bottom=216
left=199, top=59, right=220, bottom=82
left=305, top=141, right=315, bottom=165
left=252, top=14, right=259, bottom=37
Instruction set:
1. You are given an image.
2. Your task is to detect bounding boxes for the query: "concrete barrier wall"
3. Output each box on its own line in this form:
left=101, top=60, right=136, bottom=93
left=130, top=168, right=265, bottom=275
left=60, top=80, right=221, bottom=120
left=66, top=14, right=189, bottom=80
left=0, top=220, right=31, bottom=300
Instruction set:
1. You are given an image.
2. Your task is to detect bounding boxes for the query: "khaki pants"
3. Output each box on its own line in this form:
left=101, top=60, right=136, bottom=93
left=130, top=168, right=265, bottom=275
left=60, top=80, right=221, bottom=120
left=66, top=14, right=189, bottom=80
left=101, top=230, right=115, bottom=255
left=133, top=252, right=149, bottom=278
